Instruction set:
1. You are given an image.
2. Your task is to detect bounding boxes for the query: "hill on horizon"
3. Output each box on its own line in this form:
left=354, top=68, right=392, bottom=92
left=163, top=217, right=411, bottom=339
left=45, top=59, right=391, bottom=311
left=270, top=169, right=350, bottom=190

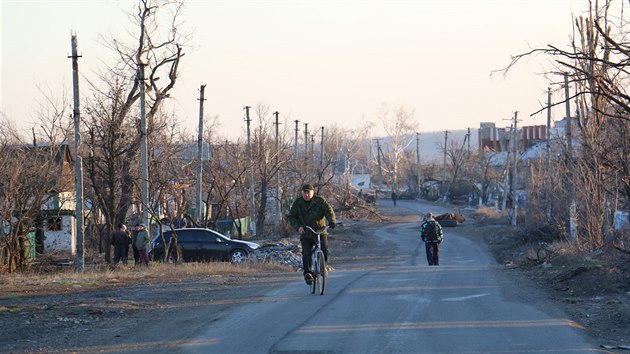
left=373, top=129, right=479, bottom=162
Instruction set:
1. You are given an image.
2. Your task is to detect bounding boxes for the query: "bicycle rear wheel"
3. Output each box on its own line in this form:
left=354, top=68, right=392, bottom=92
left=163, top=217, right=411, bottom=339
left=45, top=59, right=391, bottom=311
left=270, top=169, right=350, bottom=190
left=317, top=251, right=326, bottom=295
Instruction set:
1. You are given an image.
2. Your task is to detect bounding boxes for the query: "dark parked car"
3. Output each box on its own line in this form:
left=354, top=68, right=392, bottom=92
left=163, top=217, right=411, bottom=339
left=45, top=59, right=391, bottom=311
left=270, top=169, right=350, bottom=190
left=149, top=228, right=259, bottom=264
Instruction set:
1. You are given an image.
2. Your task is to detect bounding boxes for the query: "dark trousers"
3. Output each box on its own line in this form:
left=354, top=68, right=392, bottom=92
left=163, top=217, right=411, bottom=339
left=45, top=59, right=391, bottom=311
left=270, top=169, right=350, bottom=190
left=425, top=242, right=440, bottom=266
left=132, top=245, right=140, bottom=264
left=113, top=244, right=128, bottom=265
left=138, top=249, right=149, bottom=266
left=301, top=237, right=328, bottom=275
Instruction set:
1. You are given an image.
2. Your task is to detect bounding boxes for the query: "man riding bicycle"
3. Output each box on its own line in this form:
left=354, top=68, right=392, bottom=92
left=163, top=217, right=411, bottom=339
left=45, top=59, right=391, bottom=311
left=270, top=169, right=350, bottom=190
left=287, top=184, right=336, bottom=285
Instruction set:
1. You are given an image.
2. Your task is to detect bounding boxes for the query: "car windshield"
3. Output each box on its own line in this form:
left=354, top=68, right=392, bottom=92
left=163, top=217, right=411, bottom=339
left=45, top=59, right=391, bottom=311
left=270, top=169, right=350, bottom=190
left=218, top=231, right=230, bottom=240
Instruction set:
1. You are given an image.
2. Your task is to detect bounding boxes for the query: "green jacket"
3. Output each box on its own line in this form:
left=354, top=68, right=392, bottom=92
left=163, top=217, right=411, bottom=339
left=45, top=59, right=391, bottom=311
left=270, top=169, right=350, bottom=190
left=135, top=229, right=150, bottom=250
left=287, top=196, right=336, bottom=242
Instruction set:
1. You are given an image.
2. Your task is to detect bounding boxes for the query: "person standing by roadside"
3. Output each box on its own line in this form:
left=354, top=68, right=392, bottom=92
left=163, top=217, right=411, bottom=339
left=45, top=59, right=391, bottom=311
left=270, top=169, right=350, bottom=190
left=287, top=184, right=336, bottom=285
left=174, top=213, right=188, bottom=229
left=420, top=212, right=444, bottom=266
left=111, top=223, right=130, bottom=266
left=130, top=225, right=140, bottom=265
left=124, top=225, right=132, bottom=262
left=135, top=224, right=150, bottom=266
left=391, top=191, right=398, bottom=206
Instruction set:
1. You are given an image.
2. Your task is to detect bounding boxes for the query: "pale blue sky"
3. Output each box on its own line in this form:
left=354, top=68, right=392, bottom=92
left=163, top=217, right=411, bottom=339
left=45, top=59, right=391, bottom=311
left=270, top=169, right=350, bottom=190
left=1, top=0, right=588, bottom=140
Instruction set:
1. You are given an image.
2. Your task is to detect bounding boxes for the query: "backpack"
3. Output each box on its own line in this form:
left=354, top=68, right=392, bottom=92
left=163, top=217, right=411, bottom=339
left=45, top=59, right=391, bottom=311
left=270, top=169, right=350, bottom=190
left=422, top=221, right=441, bottom=242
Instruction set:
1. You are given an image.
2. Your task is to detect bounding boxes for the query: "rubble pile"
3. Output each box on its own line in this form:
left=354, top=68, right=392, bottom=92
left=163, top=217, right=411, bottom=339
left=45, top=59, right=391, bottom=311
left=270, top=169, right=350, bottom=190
left=247, top=238, right=303, bottom=270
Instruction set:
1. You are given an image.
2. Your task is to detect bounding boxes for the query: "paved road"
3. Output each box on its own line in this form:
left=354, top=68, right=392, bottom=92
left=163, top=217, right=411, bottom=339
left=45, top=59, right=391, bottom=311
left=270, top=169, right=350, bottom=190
left=177, top=200, right=603, bottom=354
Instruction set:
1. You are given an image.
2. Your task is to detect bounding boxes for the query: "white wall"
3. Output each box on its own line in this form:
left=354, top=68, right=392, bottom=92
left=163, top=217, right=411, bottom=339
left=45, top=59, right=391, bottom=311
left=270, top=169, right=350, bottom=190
left=44, top=215, right=76, bottom=254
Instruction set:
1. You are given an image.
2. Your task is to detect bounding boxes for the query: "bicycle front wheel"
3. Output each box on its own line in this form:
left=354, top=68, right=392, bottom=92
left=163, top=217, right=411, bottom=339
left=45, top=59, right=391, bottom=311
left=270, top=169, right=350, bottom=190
left=311, top=257, right=317, bottom=294
left=317, top=251, right=326, bottom=295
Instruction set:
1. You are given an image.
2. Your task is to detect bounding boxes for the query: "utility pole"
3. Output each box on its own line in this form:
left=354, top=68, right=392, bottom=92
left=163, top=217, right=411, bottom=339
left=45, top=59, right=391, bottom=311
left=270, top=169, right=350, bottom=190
left=511, top=111, right=519, bottom=226
left=546, top=87, right=552, bottom=222
left=311, top=133, right=315, bottom=177
left=416, top=132, right=420, bottom=195
left=467, top=127, right=471, bottom=154
left=69, top=34, right=84, bottom=271
left=319, top=127, right=324, bottom=171
left=196, top=85, right=206, bottom=225
left=138, top=63, right=149, bottom=233
left=466, top=127, right=472, bottom=205
left=304, top=123, right=309, bottom=158
left=244, top=106, right=256, bottom=236
left=442, top=130, right=448, bottom=202
left=304, top=123, right=309, bottom=180
left=501, top=124, right=512, bottom=212
left=564, top=73, right=577, bottom=239
left=294, top=120, right=299, bottom=160
left=273, top=111, right=281, bottom=225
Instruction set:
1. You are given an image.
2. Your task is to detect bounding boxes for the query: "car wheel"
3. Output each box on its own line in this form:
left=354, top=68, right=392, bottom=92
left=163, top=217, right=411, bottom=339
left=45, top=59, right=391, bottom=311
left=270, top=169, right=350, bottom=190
left=230, top=249, right=247, bottom=264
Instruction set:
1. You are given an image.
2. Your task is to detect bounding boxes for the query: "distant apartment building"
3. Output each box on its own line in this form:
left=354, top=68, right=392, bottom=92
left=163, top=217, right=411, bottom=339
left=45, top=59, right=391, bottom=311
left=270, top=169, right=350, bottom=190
left=479, top=122, right=506, bottom=152
left=522, top=125, right=547, bottom=150
left=478, top=122, right=547, bottom=152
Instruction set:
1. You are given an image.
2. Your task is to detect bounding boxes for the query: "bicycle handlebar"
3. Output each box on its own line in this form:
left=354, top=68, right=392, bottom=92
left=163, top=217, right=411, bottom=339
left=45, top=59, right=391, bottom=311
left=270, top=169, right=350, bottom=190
left=304, top=226, right=328, bottom=235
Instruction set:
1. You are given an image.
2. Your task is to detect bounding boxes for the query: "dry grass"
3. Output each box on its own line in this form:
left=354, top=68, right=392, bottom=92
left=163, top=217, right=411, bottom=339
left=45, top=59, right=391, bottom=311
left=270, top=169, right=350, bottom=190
left=472, top=206, right=503, bottom=219
left=0, top=261, right=291, bottom=296
left=469, top=206, right=509, bottom=226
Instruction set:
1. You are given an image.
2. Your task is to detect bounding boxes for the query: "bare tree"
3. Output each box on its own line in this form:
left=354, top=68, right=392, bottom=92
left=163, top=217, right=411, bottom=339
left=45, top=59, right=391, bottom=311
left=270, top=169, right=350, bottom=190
left=307, top=124, right=380, bottom=219
left=201, top=139, right=251, bottom=238
left=249, top=104, right=296, bottom=236
left=0, top=114, right=72, bottom=272
left=474, top=150, right=503, bottom=207
left=377, top=103, right=417, bottom=192
left=32, top=85, right=73, bottom=144
left=436, top=135, right=472, bottom=202
left=83, top=0, right=186, bottom=262
left=498, top=0, right=630, bottom=250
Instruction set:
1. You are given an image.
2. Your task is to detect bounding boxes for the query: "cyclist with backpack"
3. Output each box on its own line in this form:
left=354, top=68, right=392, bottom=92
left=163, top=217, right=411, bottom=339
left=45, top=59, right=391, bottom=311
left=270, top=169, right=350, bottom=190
left=420, top=212, right=444, bottom=266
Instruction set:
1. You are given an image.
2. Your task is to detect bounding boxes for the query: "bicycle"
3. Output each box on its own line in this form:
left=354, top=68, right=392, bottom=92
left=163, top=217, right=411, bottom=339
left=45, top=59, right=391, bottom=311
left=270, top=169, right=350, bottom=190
left=305, top=226, right=328, bottom=295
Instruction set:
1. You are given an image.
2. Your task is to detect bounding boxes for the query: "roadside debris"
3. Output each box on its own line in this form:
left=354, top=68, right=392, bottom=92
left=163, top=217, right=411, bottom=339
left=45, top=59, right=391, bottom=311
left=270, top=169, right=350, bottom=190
left=435, top=212, right=465, bottom=227
left=247, top=238, right=303, bottom=270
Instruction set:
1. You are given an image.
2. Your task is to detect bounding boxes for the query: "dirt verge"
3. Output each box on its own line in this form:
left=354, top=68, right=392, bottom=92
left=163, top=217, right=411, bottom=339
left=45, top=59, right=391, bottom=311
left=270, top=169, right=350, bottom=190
left=457, top=219, right=630, bottom=351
